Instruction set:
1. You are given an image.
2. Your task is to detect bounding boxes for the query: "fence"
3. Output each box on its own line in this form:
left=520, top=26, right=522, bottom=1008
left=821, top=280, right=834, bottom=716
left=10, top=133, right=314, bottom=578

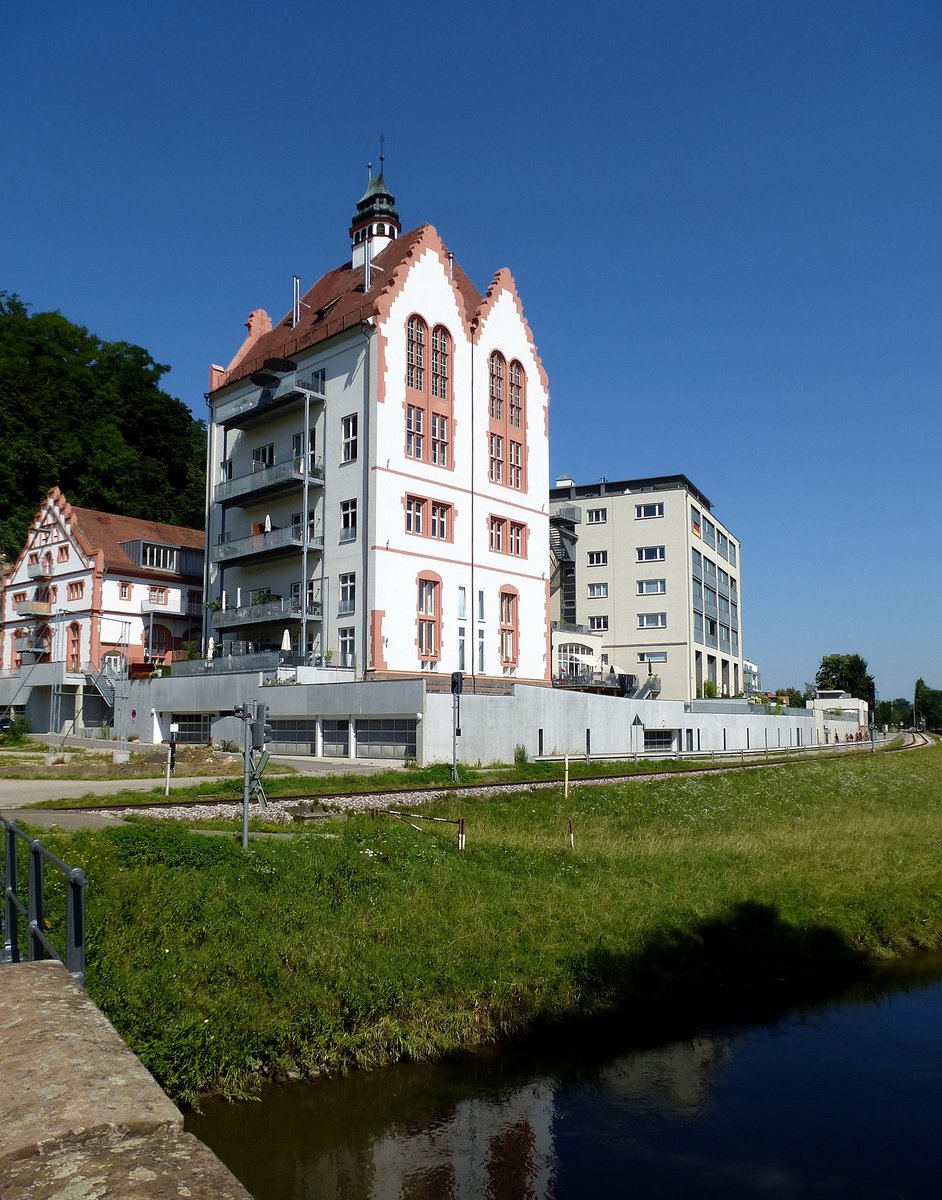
left=2, top=816, right=87, bottom=985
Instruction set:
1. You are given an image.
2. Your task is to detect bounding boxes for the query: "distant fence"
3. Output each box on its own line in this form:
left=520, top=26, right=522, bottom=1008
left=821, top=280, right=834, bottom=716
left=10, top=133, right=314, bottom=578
left=1, top=816, right=87, bottom=985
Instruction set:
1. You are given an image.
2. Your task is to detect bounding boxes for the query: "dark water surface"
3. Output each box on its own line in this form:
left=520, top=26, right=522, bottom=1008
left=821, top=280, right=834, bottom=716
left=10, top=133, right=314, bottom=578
left=187, top=957, right=942, bottom=1199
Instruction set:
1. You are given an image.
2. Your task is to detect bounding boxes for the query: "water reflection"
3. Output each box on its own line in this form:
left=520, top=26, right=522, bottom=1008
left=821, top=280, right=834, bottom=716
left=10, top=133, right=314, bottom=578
left=188, top=958, right=942, bottom=1200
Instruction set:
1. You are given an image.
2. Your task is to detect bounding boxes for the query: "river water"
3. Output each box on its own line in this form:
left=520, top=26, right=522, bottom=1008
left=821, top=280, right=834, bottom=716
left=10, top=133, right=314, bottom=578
left=187, top=957, right=942, bottom=1199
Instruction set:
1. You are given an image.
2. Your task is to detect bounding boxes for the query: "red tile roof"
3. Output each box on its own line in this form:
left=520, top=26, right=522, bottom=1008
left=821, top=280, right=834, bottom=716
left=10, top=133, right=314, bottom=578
left=214, top=225, right=485, bottom=390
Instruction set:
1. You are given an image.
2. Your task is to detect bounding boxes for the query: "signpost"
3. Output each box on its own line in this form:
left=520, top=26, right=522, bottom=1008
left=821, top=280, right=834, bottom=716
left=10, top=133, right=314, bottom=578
left=233, top=703, right=272, bottom=848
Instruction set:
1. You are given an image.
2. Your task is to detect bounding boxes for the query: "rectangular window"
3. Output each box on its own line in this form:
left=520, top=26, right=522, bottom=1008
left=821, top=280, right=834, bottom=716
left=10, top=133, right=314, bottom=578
left=693, top=578, right=703, bottom=605
left=457, top=586, right=467, bottom=620
left=406, top=404, right=424, bottom=458
left=120, top=582, right=131, bottom=600
left=339, top=572, right=356, bottom=616
left=477, top=590, right=485, bottom=621
left=430, top=502, right=450, bottom=540
left=67, top=581, right=84, bottom=601
left=706, top=617, right=718, bottom=637
left=489, top=516, right=505, bottom=552
left=638, top=612, right=667, bottom=628
left=509, top=522, right=525, bottom=556
left=705, top=586, right=718, bottom=607
left=637, top=579, right=666, bottom=595
left=340, top=499, right=357, bottom=543
left=703, top=517, right=716, bottom=548
left=728, top=542, right=737, bottom=567
left=339, top=627, right=356, bottom=667
left=691, top=507, right=701, bottom=537
left=458, top=625, right=466, bottom=672
left=508, top=440, right=523, bottom=489
left=586, top=508, right=607, bottom=524
left=477, top=627, right=485, bottom=672
left=717, top=532, right=729, bottom=559
left=694, top=611, right=704, bottom=643
left=718, top=568, right=729, bottom=588
left=692, top=548, right=702, bottom=576
left=635, top=502, right=664, bottom=519
left=587, top=550, right=608, bottom=566
left=147, top=586, right=167, bottom=605
left=252, top=443, right=274, bottom=470
left=638, top=651, right=668, bottom=664
left=431, top=413, right=449, bottom=466
left=57, top=546, right=69, bottom=562
left=341, top=414, right=358, bottom=463
left=405, top=496, right=425, bottom=535
left=704, top=557, right=716, bottom=579
left=141, top=544, right=178, bottom=571
left=587, top=582, right=608, bottom=598
left=637, top=546, right=665, bottom=562
left=499, top=590, right=518, bottom=664
left=488, top=434, right=503, bottom=483
left=589, top=615, right=609, bottom=631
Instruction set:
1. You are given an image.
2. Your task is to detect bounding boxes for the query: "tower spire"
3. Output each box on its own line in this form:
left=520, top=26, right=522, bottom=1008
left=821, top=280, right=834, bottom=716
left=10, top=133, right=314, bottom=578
left=349, top=143, right=401, bottom=277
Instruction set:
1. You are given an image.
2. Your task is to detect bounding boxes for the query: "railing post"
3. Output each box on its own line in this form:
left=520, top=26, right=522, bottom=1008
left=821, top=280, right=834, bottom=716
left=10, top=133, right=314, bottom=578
left=28, top=840, right=45, bottom=962
left=3, top=822, right=19, bottom=964
left=65, top=868, right=87, bottom=985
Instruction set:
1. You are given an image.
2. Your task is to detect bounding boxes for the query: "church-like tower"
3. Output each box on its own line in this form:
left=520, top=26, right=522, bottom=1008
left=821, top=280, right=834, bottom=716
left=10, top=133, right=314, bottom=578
left=349, top=162, right=401, bottom=274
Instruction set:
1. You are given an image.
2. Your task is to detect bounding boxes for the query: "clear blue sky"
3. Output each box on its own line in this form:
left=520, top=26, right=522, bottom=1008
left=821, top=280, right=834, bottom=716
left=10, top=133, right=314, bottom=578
left=4, top=1, right=940, bottom=701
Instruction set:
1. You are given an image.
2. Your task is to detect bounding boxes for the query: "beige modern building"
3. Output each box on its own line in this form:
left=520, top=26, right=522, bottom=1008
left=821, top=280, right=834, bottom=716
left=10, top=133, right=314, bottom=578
left=549, top=475, right=744, bottom=701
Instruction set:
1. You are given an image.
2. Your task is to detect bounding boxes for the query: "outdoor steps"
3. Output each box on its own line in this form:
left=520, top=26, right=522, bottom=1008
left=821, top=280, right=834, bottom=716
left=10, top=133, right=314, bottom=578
left=0, top=960, right=250, bottom=1198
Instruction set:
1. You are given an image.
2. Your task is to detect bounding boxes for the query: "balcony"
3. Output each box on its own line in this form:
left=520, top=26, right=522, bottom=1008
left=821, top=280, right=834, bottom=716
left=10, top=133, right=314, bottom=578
left=210, top=524, right=324, bottom=565
left=141, top=597, right=204, bottom=618
left=215, top=373, right=326, bottom=431
left=15, top=636, right=50, bottom=655
left=16, top=600, right=52, bottom=617
left=214, top=455, right=325, bottom=506
left=27, top=560, right=53, bottom=581
left=211, top=598, right=322, bottom=630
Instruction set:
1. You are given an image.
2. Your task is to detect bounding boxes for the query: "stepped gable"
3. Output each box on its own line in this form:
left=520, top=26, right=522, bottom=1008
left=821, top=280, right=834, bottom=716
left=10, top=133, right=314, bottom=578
left=219, top=225, right=485, bottom=388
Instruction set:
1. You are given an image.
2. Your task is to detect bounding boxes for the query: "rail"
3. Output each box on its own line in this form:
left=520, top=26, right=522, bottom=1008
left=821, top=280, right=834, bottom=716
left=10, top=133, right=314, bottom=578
left=1, top=816, right=87, bottom=985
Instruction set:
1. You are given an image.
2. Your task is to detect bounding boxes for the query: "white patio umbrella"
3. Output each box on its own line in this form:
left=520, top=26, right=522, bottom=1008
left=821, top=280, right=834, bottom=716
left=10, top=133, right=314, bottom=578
left=281, top=629, right=292, bottom=654
left=264, top=513, right=272, bottom=533
left=206, top=636, right=215, bottom=662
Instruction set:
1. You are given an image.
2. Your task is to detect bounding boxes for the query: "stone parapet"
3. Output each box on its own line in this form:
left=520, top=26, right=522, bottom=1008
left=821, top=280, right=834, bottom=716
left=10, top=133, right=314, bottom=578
left=0, top=960, right=250, bottom=1198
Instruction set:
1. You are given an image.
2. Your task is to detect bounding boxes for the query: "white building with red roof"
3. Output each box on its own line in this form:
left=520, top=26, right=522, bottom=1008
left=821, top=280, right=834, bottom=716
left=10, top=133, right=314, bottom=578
left=0, top=488, right=204, bottom=732
left=204, top=168, right=551, bottom=692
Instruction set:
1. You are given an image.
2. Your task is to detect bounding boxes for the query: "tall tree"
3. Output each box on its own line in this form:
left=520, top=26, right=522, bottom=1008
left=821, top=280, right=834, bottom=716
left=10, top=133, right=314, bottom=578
left=914, top=679, right=942, bottom=731
left=815, top=653, right=873, bottom=699
left=0, top=293, right=205, bottom=558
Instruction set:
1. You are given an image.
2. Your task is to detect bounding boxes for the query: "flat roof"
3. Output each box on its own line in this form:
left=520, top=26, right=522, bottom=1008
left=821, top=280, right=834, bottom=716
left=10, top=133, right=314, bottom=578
left=550, top=474, right=713, bottom=511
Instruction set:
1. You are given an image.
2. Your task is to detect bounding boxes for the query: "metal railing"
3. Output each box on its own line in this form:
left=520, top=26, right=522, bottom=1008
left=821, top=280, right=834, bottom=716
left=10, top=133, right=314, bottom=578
left=2, top=816, right=87, bottom=985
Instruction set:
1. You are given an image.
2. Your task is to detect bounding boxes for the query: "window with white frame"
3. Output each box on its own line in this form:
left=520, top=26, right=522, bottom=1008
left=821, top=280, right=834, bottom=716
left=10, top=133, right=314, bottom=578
left=488, top=433, right=503, bottom=483
left=587, top=582, right=608, bottom=599
left=508, top=440, right=523, bottom=489
left=457, top=625, right=466, bottom=671
left=341, top=414, right=358, bottom=463
left=253, top=444, right=274, bottom=470
left=405, top=496, right=425, bottom=535
left=589, top=615, right=609, bottom=631
left=637, top=579, right=666, bottom=595
left=587, top=550, right=608, bottom=566
left=489, top=352, right=504, bottom=419
left=339, top=573, right=356, bottom=616
left=638, top=651, right=668, bottom=664
left=430, top=502, right=451, bottom=540
left=477, top=626, right=485, bottom=672
left=431, top=413, right=449, bottom=466
left=489, top=516, right=504, bottom=552
left=406, top=405, right=424, bottom=458
left=141, top=544, right=178, bottom=571
left=635, top=502, right=664, bottom=519
left=407, top=316, right=425, bottom=390
left=498, top=588, right=518, bottom=665
left=340, top=499, right=357, bottom=542
left=637, top=546, right=665, bottom=562
left=417, top=575, right=440, bottom=661
left=339, top=626, right=356, bottom=666
left=638, top=612, right=667, bottom=628
left=477, top=589, right=485, bottom=621
left=509, top=522, right=525, bottom=556
left=586, top=508, right=607, bottom=524
left=457, top=586, right=467, bottom=619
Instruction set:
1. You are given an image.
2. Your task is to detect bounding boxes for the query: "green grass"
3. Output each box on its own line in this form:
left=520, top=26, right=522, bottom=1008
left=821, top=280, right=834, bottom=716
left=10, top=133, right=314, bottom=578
left=35, top=745, right=942, bottom=1105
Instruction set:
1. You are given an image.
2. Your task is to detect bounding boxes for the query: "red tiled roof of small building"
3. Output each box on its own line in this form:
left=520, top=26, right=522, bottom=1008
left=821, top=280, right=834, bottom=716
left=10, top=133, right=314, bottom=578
left=68, top=506, right=204, bottom=576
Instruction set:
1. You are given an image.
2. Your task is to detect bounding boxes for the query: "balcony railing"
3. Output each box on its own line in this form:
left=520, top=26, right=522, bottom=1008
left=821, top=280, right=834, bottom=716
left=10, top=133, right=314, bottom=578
left=140, top=598, right=204, bottom=617
left=211, top=598, right=323, bottom=629
left=27, top=560, right=53, bottom=580
left=15, top=600, right=52, bottom=617
left=214, top=373, right=326, bottom=430
left=14, top=637, right=50, bottom=654
left=210, top=524, right=324, bottom=564
left=214, top=455, right=325, bottom=505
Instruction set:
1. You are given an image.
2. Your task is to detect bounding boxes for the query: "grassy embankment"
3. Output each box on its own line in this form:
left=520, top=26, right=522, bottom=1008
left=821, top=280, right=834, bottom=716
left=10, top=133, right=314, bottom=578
left=35, top=744, right=942, bottom=1105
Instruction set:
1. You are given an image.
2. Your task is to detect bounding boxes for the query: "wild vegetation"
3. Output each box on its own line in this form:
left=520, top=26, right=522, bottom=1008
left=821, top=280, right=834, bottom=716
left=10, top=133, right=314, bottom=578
left=29, top=744, right=942, bottom=1105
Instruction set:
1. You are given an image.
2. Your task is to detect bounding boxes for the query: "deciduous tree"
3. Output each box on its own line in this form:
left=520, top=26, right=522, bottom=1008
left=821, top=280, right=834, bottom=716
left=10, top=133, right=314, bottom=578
left=815, top=653, right=873, bottom=699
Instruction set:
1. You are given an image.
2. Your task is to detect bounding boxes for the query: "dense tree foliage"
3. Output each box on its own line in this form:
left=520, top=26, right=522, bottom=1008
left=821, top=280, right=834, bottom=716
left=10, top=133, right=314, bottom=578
left=914, top=679, right=942, bottom=731
left=875, top=698, right=913, bottom=727
left=0, top=294, right=205, bottom=559
left=815, top=652, right=873, bottom=699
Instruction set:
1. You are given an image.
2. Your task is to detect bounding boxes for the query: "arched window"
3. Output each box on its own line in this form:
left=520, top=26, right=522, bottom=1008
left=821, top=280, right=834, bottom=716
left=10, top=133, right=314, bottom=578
left=405, top=316, right=452, bottom=468
left=488, top=353, right=527, bottom=490
left=498, top=586, right=519, bottom=667
left=68, top=622, right=81, bottom=671
left=416, top=572, right=442, bottom=667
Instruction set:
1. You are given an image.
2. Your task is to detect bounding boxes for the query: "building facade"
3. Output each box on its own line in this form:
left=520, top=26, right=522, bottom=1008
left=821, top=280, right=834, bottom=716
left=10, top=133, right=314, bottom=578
left=549, top=475, right=744, bottom=701
left=203, top=171, right=550, bottom=688
left=0, top=488, right=204, bottom=732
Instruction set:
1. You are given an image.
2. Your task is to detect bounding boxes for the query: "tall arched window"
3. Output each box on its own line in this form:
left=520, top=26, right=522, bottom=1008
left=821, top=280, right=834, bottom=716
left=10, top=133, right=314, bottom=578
left=488, top=353, right=527, bottom=490
left=405, top=316, right=452, bottom=468
left=498, top=586, right=519, bottom=667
